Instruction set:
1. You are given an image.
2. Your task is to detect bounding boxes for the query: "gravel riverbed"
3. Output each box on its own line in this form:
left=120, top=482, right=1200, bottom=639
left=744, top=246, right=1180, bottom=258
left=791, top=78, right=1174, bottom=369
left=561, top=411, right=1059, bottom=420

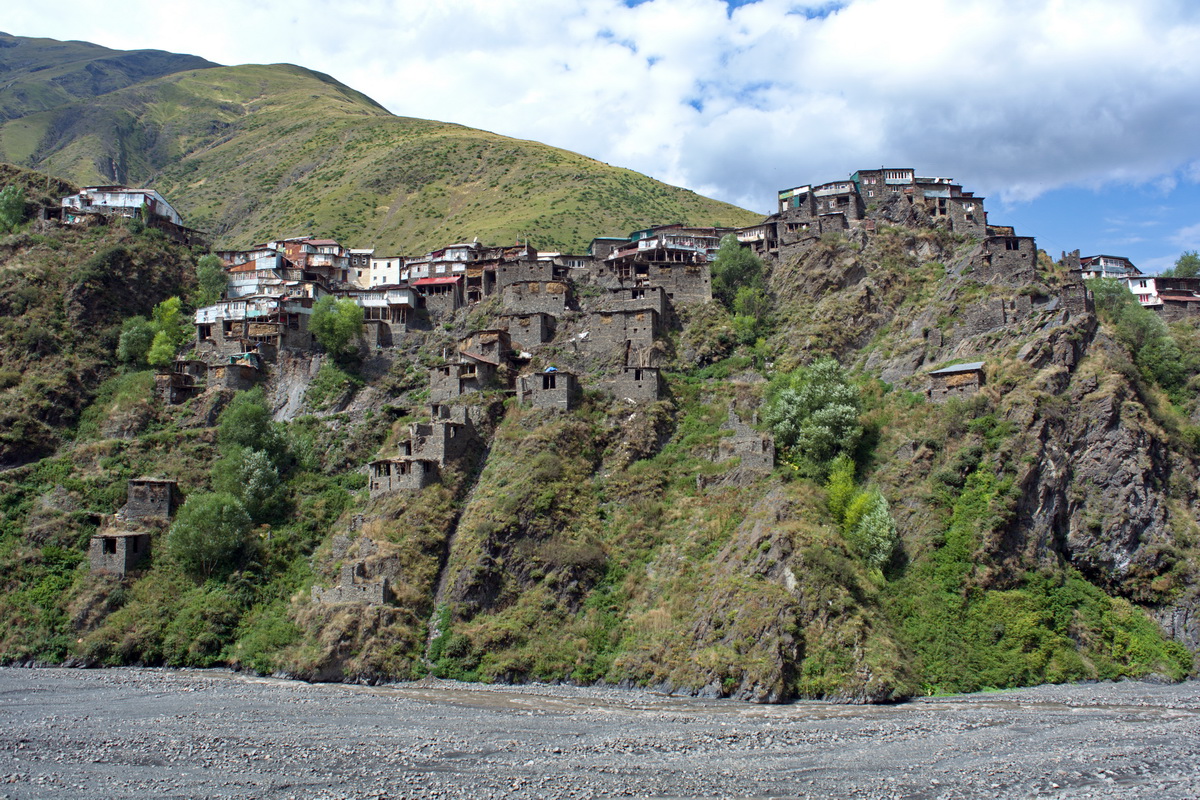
left=1, top=667, right=1198, bottom=799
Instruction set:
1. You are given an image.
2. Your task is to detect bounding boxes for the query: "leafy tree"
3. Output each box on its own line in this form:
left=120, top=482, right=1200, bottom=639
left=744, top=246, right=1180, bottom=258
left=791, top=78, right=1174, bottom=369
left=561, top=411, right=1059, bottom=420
left=1160, top=250, right=1200, bottom=278
left=216, top=386, right=286, bottom=464
left=731, top=284, right=772, bottom=344
left=192, top=254, right=227, bottom=307
left=845, top=489, right=898, bottom=572
left=167, top=492, right=253, bottom=580
left=765, top=357, right=862, bottom=476
left=1091, top=277, right=1197, bottom=396
left=0, top=185, right=25, bottom=233
left=212, top=447, right=283, bottom=523
left=116, top=316, right=155, bottom=367
left=824, top=454, right=857, bottom=524
left=310, top=296, right=364, bottom=359
left=711, top=234, right=765, bottom=309
left=151, top=296, right=189, bottom=348
left=146, top=329, right=176, bottom=367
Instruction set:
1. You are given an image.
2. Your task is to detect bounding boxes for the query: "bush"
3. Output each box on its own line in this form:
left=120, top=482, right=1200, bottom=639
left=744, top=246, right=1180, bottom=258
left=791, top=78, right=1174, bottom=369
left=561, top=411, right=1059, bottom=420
left=310, top=296, right=364, bottom=359
left=116, top=316, right=155, bottom=367
left=216, top=386, right=286, bottom=464
left=765, top=357, right=863, bottom=476
left=167, top=492, right=254, bottom=580
left=711, top=234, right=764, bottom=309
left=192, top=254, right=227, bottom=308
left=0, top=185, right=26, bottom=233
left=212, top=447, right=283, bottom=523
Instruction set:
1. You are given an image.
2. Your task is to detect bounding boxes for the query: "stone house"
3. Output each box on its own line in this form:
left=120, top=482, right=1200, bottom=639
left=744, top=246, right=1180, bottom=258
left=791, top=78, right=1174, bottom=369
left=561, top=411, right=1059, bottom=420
left=413, top=275, right=464, bottom=319
left=459, top=330, right=512, bottom=364
left=499, top=312, right=556, bottom=349
left=429, top=354, right=502, bottom=402
left=121, top=477, right=180, bottom=521
left=311, top=562, right=391, bottom=605
left=518, top=369, right=579, bottom=411
left=605, top=366, right=664, bottom=402
left=155, top=359, right=207, bottom=405
left=583, top=307, right=660, bottom=355
left=973, top=235, right=1037, bottom=283
left=502, top=280, right=573, bottom=315
left=196, top=295, right=314, bottom=359
left=927, top=362, right=985, bottom=402
left=367, top=457, right=439, bottom=496
left=89, top=530, right=152, bottom=576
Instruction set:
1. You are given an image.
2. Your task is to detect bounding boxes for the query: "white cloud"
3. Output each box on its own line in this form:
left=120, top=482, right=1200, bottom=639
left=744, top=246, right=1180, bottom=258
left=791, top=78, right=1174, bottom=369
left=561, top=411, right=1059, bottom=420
left=8, top=0, right=1200, bottom=215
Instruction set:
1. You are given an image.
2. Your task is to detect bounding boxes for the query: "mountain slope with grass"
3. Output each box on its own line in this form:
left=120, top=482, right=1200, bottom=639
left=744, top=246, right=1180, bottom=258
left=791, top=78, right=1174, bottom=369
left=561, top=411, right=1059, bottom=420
left=0, top=175, right=1196, bottom=700
left=0, top=34, right=760, bottom=254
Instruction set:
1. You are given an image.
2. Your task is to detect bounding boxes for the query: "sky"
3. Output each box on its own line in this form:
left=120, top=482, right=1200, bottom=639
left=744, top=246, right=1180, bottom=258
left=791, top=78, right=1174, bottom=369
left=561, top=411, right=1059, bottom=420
left=8, top=0, right=1200, bottom=272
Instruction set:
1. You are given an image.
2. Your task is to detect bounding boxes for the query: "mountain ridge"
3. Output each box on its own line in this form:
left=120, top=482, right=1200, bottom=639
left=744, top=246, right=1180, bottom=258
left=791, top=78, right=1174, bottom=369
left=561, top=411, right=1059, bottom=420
left=0, top=34, right=760, bottom=255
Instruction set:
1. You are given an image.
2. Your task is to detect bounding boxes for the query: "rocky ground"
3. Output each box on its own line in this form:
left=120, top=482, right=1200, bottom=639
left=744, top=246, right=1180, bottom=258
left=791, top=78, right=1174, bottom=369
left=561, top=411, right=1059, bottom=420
left=1, top=668, right=1198, bottom=799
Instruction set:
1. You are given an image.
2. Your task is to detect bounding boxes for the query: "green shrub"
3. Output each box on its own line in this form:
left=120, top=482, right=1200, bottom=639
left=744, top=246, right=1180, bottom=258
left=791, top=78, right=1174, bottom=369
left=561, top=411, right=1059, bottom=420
left=765, top=357, right=862, bottom=476
left=167, top=492, right=254, bottom=580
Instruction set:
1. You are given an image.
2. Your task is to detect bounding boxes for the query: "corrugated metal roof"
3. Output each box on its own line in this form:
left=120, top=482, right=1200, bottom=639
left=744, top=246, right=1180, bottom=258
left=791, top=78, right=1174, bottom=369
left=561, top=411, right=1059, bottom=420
left=928, top=361, right=985, bottom=375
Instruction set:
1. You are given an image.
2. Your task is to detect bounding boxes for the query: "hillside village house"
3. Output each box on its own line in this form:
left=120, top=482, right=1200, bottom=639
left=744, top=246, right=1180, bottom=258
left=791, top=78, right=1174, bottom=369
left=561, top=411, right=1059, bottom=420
left=1081, top=254, right=1140, bottom=280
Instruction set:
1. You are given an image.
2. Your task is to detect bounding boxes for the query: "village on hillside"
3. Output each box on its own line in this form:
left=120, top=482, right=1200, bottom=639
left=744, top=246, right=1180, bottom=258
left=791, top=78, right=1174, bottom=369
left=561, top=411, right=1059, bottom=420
left=50, top=171, right=1172, bottom=596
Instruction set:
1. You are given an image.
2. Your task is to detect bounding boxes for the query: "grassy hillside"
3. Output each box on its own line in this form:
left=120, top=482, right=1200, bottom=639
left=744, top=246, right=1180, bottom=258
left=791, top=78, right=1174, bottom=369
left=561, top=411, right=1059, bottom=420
left=0, top=193, right=1194, bottom=698
left=0, top=37, right=761, bottom=254
left=0, top=32, right=216, bottom=122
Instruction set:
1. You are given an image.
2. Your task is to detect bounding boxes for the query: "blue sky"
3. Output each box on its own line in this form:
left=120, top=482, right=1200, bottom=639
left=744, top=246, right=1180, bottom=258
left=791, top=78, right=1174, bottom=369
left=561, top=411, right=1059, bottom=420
left=7, top=0, right=1200, bottom=272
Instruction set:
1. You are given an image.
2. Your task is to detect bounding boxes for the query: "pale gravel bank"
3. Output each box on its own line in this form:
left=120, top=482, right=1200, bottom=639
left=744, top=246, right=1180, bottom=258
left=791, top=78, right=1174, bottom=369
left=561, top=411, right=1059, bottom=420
left=1, top=667, right=1198, bottom=799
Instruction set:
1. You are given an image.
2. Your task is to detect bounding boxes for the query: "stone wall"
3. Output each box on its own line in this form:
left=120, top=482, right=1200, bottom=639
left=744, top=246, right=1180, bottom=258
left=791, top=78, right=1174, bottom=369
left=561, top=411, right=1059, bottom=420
left=519, top=371, right=578, bottom=411
left=89, top=532, right=151, bottom=576
left=123, top=478, right=179, bottom=521
left=718, top=412, right=775, bottom=471
left=311, top=562, right=390, bottom=605
left=605, top=367, right=664, bottom=402
left=367, top=458, right=439, bottom=496
left=502, top=281, right=572, bottom=315
left=500, top=313, right=555, bottom=349
left=582, top=308, right=659, bottom=355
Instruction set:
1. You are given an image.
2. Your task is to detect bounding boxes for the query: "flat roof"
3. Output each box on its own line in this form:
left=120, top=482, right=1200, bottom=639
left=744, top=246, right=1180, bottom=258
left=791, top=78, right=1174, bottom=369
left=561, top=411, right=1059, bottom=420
left=928, top=361, right=985, bottom=375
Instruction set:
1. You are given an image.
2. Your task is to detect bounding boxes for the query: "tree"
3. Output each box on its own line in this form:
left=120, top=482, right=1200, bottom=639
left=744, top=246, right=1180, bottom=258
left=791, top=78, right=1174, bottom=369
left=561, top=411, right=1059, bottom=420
left=845, top=489, right=898, bottom=572
left=216, top=386, right=285, bottom=464
left=824, top=454, right=857, bottom=524
left=212, top=447, right=283, bottom=523
left=192, top=254, right=227, bottom=307
left=116, top=316, right=155, bottom=367
left=151, top=296, right=189, bottom=349
left=765, top=357, right=862, bottom=476
left=310, top=295, right=364, bottom=359
left=711, top=234, right=765, bottom=309
left=146, top=329, right=176, bottom=367
left=1162, top=250, right=1200, bottom=278
left=0, top=186, right=25, bottom=233
left=167, top=492, right=253, bottom=580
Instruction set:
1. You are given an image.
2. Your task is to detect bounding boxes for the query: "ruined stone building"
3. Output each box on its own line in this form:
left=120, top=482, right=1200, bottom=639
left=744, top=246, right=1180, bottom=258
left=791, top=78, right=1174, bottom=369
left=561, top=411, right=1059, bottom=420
left=367, top=408, right=482, bottom=498
left=718, top=411, right=776, bottom=472
left=518, top=369, right=579, bottom=411
left=89, top=529, right=152, bottom=576
left=120, top=477, right=180, bottom=522
left=927, top=362, right=986, bottom=403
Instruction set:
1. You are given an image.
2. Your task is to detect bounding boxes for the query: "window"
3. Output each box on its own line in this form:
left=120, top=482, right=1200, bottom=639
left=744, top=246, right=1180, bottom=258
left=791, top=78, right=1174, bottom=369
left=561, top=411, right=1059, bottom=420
left=103, top=539, right=116, bottom=555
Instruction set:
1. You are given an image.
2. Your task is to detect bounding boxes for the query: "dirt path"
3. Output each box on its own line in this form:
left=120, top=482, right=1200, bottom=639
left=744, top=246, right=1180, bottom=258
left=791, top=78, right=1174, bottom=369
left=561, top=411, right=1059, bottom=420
left=2, top=668, right=1198, bottom=799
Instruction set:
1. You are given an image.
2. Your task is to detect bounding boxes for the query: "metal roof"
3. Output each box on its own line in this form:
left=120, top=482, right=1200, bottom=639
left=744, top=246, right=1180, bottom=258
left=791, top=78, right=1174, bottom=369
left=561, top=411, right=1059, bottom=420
left=928, top=361, right=985, bottom=375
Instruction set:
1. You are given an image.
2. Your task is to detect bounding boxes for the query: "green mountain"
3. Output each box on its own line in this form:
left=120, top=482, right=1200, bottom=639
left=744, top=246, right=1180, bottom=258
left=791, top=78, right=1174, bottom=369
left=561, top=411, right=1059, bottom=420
left=0, top=32, right=217, bottom=121
left=0, top=35, right=760, bottom=254
left=0, top=174, right=1195, bottom=699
